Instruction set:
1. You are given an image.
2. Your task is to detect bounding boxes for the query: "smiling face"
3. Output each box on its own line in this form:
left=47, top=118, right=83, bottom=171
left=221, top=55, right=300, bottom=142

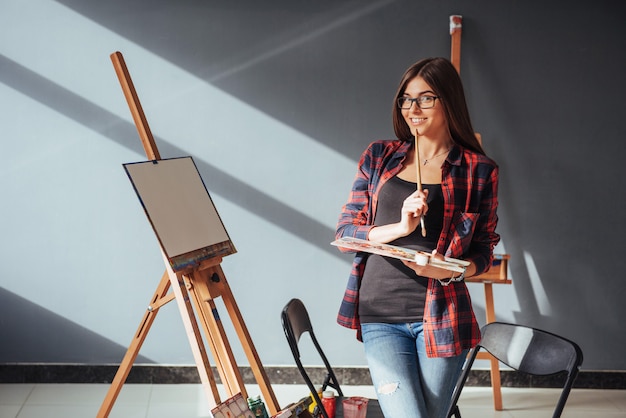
left=400, top=76, right=448, bottom=141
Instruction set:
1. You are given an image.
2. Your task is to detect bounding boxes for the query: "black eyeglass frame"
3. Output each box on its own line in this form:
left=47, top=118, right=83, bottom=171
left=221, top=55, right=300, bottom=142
left=397, top=96, right=440, bottom=109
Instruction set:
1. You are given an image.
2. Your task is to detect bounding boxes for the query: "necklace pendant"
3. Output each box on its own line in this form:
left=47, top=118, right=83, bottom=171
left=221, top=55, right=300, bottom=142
left=423, top=160, right=428, bottom=166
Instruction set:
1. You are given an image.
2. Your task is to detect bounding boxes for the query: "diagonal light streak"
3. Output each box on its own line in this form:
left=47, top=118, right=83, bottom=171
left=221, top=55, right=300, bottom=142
left=0, top=0, right=357, bottom=225
left=205, top=0, right=397, bottom=83
left=523, top=250, right=552, bottom=316
left=0, top=54, right=346, bottom=262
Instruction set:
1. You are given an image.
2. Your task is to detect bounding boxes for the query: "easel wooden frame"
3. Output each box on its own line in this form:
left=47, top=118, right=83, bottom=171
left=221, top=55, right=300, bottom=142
left=97, top=51, right=279, bottom=418
left=449, top=15, right=512, bottom=411
left=465, top=257, right=511, bottom=411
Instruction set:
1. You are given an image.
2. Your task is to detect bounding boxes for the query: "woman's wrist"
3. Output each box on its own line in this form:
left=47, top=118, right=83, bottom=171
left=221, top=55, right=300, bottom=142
left=452, top=266, right=466, bottom=281
left=367, top=223, right=407, bottom=243
left=439, top=266, right=466, bottom=286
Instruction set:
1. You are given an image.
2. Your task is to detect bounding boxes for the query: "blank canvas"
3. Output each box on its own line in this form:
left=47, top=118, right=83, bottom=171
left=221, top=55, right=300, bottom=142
left=123, top=157, right=235, bottom=270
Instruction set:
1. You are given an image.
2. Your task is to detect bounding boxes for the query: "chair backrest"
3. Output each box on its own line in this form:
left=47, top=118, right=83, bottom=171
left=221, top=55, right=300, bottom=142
left=479, top=322, right=583, bottom=377
left=281, top=298, right=343, bottom=418
left=447, top=322, right=583, bottom=418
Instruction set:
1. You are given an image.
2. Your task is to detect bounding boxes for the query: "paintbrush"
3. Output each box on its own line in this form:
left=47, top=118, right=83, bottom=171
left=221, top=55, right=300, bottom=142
left=414, top=127, right=427, bottom=237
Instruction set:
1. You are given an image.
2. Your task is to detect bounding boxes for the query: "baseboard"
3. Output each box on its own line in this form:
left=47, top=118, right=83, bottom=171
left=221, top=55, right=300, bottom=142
left=1, top=364, right=624, bottom=389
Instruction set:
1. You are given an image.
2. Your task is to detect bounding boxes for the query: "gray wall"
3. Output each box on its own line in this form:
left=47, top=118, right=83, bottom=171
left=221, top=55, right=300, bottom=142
left=1, top=0, right=625, bottom=371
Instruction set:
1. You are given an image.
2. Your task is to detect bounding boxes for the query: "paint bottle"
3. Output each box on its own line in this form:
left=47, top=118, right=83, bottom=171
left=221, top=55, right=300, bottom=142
left=308, top=386, right=323, bottom=414
left=247, top=395, right=269, bottom=418
left=321, top=390, right=336, bottom=418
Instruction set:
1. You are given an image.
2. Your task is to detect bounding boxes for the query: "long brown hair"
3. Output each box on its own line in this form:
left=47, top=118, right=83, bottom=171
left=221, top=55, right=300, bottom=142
left=392, top=57, right=484, bottom=154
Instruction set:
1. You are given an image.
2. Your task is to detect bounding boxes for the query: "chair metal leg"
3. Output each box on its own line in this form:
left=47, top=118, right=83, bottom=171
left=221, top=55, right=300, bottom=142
left=448, top=404, right=461, bottom=418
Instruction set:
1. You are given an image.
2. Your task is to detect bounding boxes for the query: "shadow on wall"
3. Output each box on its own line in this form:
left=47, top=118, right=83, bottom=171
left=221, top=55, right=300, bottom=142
left=54, top=0, right=408, bottom=157
left=0, top=54, right=341, bottom=262
left=0, top=287, right=153, bottom=364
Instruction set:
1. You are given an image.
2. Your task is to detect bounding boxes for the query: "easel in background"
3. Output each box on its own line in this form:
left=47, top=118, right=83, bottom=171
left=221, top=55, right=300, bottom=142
left=449, top=15, right=512, bottom=411
left=97, top=52, right=279, bottom=418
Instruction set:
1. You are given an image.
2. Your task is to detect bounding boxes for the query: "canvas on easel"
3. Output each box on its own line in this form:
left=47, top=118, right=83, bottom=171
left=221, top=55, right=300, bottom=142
left=123, top=157, right=236, bottom=272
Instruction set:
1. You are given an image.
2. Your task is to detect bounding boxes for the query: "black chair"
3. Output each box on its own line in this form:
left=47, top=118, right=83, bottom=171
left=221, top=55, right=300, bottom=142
left=281, top=298, right=343, bottom=418
left=446, top=322, right=583, bottom=418
left=281, top=298, right=454, bottom=418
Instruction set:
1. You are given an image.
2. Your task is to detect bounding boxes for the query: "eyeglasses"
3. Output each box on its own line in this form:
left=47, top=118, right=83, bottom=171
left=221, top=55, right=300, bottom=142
left=397, top=96, right=439, bottom=109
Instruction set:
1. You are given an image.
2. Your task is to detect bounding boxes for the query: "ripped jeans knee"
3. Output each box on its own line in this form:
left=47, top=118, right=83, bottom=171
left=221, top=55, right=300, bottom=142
left=376, top=381, right=399, bottom=396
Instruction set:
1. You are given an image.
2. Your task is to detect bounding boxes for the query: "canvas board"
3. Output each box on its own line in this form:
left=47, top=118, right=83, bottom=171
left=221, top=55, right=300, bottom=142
left=123, top=157, right=236, bottom=271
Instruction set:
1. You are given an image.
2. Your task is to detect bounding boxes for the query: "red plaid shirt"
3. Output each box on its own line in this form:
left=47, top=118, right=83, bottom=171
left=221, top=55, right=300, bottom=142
left=335, top=139, right=500, bottom=357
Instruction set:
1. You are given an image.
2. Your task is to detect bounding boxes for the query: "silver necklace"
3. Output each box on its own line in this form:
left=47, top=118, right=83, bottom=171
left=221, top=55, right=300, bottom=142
left=421, top=148, right=450, bottom=165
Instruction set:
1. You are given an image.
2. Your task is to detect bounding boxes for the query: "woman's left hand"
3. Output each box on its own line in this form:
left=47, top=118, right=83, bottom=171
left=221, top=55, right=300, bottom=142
left=401, top=249, right=460, bottom=281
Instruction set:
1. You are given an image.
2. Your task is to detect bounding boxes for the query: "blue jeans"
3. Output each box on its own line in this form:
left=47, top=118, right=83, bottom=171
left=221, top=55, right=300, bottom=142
left=361, top=322, right=467, bottom=418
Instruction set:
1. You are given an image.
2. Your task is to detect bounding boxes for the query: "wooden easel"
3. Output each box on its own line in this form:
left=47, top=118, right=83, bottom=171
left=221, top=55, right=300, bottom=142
left=465, top=257, right=511, bottom=411
left=449, top=16, right=512, bottom=411
left=97, top=52, right=279, bottom=418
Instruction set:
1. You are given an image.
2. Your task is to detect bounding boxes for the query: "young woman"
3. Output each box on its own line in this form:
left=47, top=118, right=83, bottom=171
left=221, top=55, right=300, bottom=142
left=335, top=57, right=500, bottom=418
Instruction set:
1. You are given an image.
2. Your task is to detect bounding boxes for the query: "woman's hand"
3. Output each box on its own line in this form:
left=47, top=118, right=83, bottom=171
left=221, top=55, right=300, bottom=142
left=367, top=189, right=429, bottom=243
left=402, top=249, right=463, bottom=281
left=398, top=189, right=429, bottom=237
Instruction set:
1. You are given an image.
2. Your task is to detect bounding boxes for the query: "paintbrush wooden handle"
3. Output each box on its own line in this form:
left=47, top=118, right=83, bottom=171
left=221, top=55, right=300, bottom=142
left=414, top=129, right=427, bottom=237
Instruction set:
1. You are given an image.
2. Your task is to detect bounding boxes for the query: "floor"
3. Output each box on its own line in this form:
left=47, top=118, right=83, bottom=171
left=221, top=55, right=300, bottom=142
left=0, top=383, right=624, bottom=418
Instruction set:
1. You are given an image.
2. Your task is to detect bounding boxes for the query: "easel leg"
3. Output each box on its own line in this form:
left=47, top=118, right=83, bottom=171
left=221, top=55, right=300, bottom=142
left=166, top=266, right=222, bottom=409
left=450, top=15, right=462, bottom=73
left=203, top=266, right=281, bottom=416
left=185, top=270, right=247, bottom=398
left=484, top=283, right=503, bottom=410
left=97, top=272, right=170, bottom=418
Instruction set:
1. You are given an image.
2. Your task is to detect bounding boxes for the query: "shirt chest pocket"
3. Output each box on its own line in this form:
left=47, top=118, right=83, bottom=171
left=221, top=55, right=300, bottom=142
left=446, top=212, right=479, bottom=258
